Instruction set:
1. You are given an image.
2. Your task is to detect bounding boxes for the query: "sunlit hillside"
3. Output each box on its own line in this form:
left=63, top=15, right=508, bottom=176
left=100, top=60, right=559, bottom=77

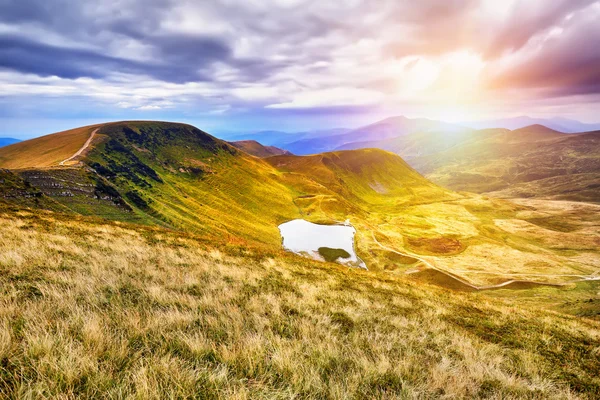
left=0, top=125, right=100, bottom=169
left=1, top=121, right=598, bottom=292
left=411, top=127, right=600, bottom=202
left=0, top=207, right=598, bottom=398
left=229, top=140, right=292, bottom=158
left=2, top=1, right=600, bottom=399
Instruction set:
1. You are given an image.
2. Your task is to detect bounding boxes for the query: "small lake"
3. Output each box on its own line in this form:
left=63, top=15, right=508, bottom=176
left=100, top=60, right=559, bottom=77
left=278, top=219, right=367, bottom=269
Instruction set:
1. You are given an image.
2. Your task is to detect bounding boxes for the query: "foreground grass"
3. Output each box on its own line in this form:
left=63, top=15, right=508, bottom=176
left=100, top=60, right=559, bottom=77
left=0, top=209, right=599, bottom=399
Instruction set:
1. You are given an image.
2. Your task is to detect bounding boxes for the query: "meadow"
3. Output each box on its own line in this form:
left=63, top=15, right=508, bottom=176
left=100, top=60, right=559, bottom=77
left=0, top=206, right=599, bottom=399
left=1, top=121, right=597, bottom=292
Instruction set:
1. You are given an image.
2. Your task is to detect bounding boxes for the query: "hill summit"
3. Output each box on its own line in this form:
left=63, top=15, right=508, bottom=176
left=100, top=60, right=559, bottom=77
left=0, top=121, right=444, bottom=247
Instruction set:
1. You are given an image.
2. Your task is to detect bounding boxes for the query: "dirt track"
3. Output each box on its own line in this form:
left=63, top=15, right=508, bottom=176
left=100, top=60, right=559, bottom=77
left=369, top=231, right=599, bottom=290
left=59, top=128, right=98, bottom=166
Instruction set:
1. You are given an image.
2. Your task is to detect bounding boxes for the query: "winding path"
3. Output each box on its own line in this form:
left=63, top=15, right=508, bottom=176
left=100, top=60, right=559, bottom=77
left=368, top=231, right=600, bottom=290
left=59, top=128, right=98, bottom=166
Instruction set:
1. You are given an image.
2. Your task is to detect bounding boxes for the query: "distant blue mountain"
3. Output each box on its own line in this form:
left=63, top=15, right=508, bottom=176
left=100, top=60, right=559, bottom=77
left=220, top=128, right=351, bottom=149
left=462, top=116, right=600, bottom=133
left=0, top=138, right=20, bottom=148
left=284, top=116, right=464, bottom=155
left=216, top=115, right=600, bottom=157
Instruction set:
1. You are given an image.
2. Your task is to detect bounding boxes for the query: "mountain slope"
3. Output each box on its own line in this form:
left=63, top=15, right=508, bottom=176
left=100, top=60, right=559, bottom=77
left=229, top=140, right=292, bottom=157
left=342, top=116, right=463, bottom=142
left=1, top=121, right=598, bottom=290
left=0, top=125, right=100, bottom=169
left=411, top=126, right=600, bottom=201
left=1, top=207, right=598, bottom=398
left=267, top=149, right=450, bottom=208
left=335, top=128, right=478, bottom=158
left=0, top=121, right=447, bottom=248
left=0, top=122, right=297, bottom=242
left=83, top=121, right=299, bottom=245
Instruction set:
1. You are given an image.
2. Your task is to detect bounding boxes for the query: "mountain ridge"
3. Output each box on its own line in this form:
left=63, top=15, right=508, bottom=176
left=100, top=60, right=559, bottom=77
left=463, top=115, right=600, bottom=133
left=0, top=121, right=444, bottom=248
left=1, top=120, right=598, bottom=293
left=229, top=140, right=292, bottom=157
left=284, top=116, right=464, bottom=155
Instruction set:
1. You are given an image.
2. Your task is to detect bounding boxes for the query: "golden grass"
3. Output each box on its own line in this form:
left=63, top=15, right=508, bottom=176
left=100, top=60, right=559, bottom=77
left=412, top=129, right=600, bottom=202
left=359, top=195, right=600, bottom=287
left=2, top=121, right=597, bottom=291
left=0, top=125, right=99, bottom=169
left=0, top=209, right=598, bottom=398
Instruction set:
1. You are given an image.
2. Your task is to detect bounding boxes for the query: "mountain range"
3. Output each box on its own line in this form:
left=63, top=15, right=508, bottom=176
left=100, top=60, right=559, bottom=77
left=219, top=115, right=600, bottom=156
left=226, top=116, right=597, bottom=203
left=1, top=120, right=597, bottom=284
left=463, top=116, right=600, bottom=133
left=410, top=125, right=600, bottom=202
left=1, top=120, right=599, bottom=397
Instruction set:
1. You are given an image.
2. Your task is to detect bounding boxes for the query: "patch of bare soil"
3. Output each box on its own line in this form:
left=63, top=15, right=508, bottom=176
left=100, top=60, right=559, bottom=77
left=407, top=236, right=465, bottom=255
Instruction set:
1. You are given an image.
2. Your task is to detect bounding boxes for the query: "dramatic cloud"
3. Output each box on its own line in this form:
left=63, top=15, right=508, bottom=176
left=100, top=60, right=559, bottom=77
left=0, top=34, right=230, bottom=82
left=487, top=2, right=600, bottom=95
left=0, top=0, right=599, bottom=137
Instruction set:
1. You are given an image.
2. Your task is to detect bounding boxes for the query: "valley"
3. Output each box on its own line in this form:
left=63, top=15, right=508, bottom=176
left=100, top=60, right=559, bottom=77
left=3, top=1, right=600, bottom=397
left=248, top=116, right=599, bottom=204
left=0, top=121, right=597, bottom=293
left=0, top=120, right=598, bottom=398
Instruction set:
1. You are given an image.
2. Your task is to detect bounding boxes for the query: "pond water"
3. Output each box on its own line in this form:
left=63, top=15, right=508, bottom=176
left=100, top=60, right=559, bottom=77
left=278, top=219, right=367, bottom=269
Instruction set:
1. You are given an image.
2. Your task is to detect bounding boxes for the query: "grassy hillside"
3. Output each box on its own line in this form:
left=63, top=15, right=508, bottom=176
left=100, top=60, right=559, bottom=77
left=266, top=151, right=600, bottom=289
left=0, top=207, right=598, bottom=398
left=0, top=125, right=99, bottom=169
left=81, top=121, right=299, bottom=245
left=1, top=121, right=598, bottom=291
left=268, top=149, right=453, bottom=210
left=229, top=140, right=291, bottom=157
left=0, top=169, right=70, bottom=212
left=334, top=124, right=599, bottom=202
left=411, top=127, right=600, bottom=201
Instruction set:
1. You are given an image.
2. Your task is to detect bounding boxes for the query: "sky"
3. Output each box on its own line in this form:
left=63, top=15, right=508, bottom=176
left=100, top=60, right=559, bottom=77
left=1, top=0, right=600, bottom=139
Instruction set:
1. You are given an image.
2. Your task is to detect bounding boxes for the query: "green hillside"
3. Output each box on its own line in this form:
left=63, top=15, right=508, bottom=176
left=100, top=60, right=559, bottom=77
left=411, top=127, right=600, bottom=201
left=337, top=124, right=599, bottom=203
left=1, top=121, right=598, bottom=291
left=80, top=121, right=298, bottom=245
left=0, top=207, right=598, bottom=398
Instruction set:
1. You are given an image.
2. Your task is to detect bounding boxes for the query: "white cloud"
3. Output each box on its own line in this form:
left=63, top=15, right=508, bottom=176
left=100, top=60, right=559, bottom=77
left=1, top=0, right=599, bottom=125
left=266, top=87, right=384, bottom=109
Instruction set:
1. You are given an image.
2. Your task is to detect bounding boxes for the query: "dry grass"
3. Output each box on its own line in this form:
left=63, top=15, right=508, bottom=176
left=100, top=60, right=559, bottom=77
left=0, top=209, right=598, bottom=399
left=6, top=121, right=597, bottom=289
left=0, top=125, right=99, bottom=169
left=362, top=196, right=600, bottom=286
left=412, top=129, right=600, bottom=202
